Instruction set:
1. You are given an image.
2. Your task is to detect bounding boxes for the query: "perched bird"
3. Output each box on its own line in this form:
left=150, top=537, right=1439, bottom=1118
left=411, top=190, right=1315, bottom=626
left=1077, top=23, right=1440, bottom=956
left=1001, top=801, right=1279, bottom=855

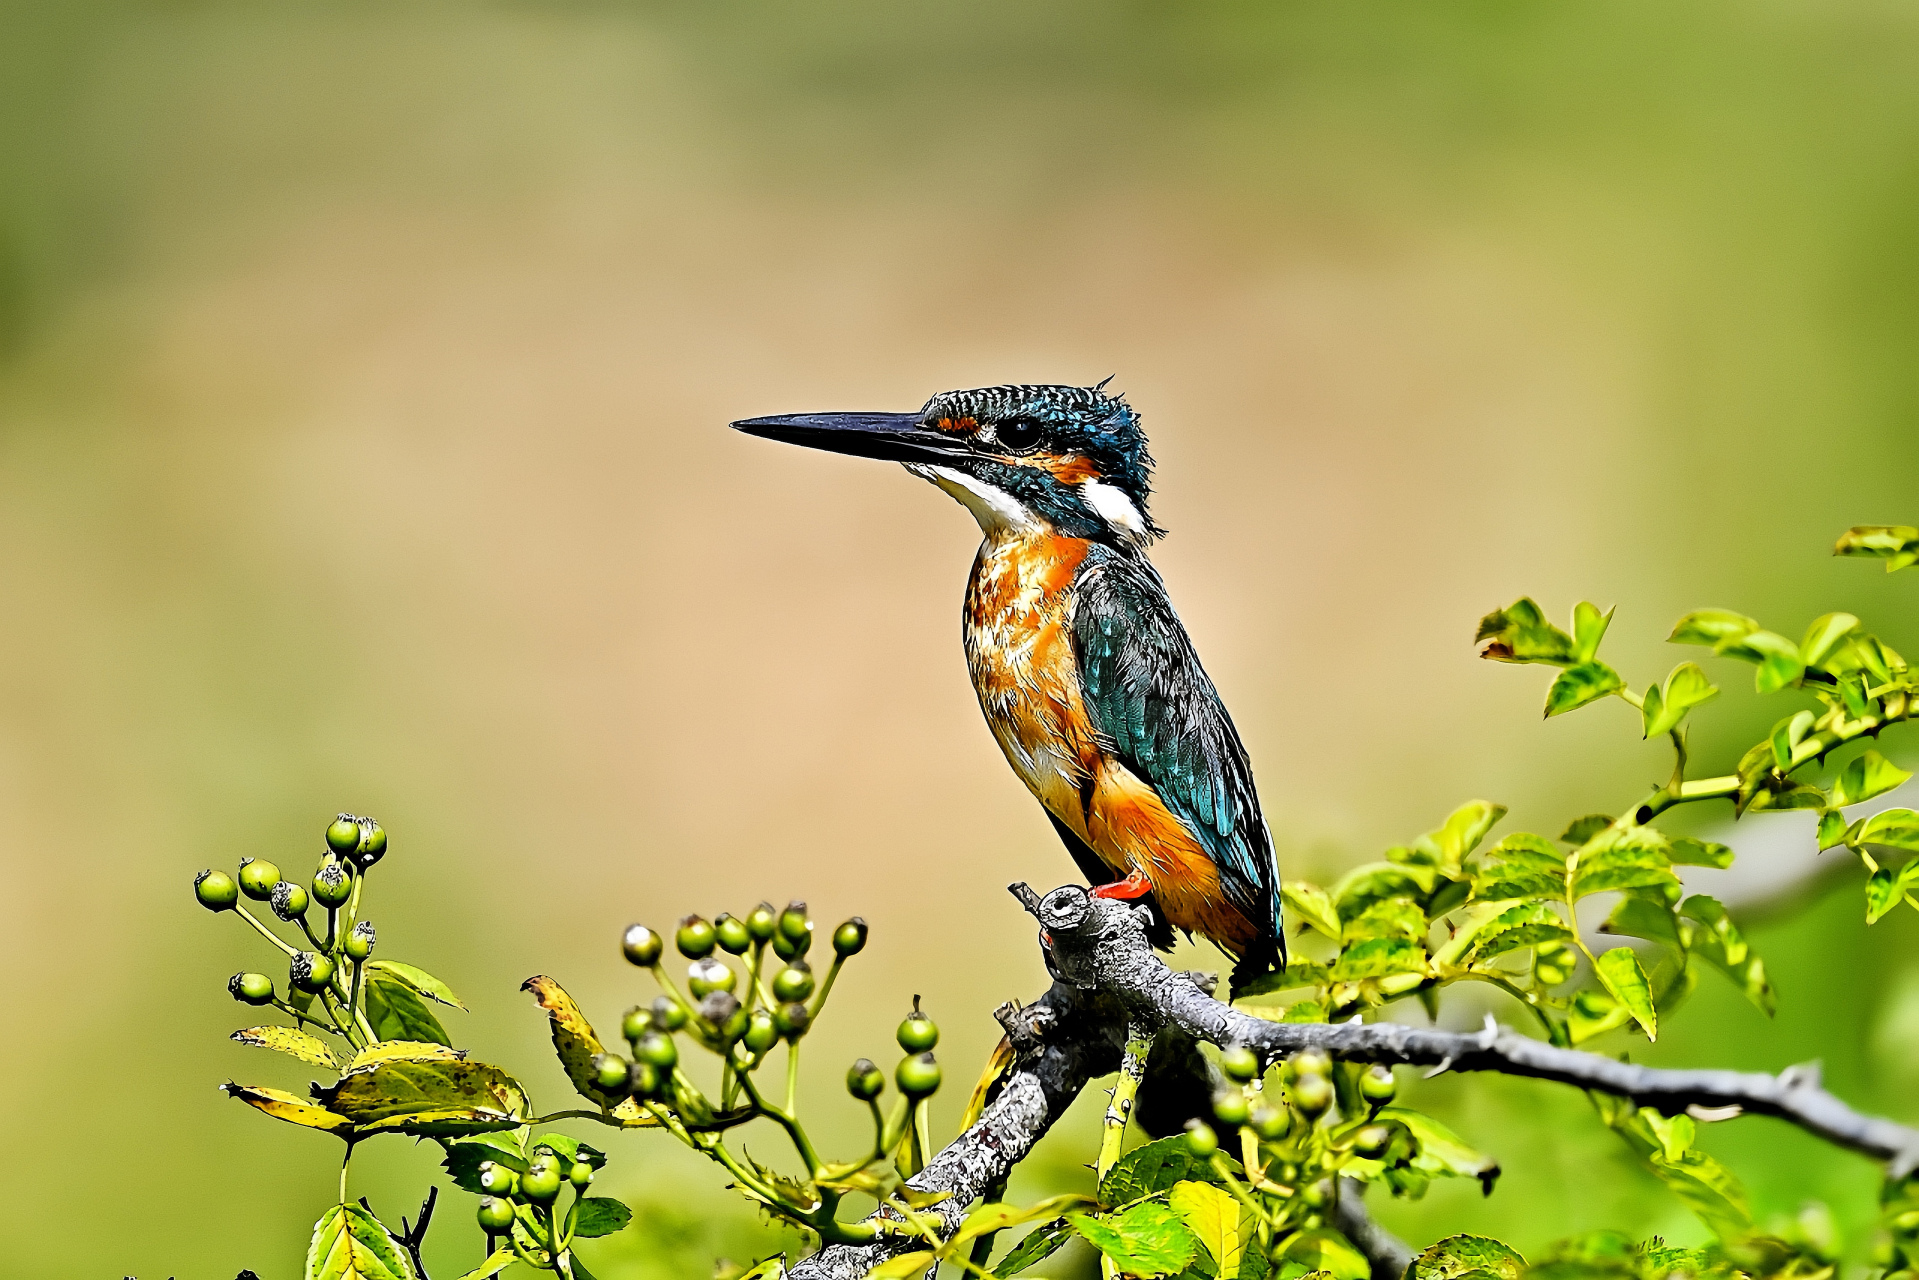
left=733, top=383, right=1284, bottom=986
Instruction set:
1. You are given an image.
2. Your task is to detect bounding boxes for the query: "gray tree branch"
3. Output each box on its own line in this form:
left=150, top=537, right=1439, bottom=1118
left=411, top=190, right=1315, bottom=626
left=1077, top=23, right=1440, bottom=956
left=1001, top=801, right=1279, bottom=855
left=791, top=883, right=1919, bottom=1280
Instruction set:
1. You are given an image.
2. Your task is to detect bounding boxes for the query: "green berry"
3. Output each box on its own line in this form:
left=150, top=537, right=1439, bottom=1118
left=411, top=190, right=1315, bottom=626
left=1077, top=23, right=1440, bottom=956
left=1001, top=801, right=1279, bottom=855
left=326, top=816, right=363, bottom=856
left=896, top=1051, right=940, bottom=1097
left=746, top=902, right=777, bottom=941
left=628, top=1060, right=661, bottom=1098
left=270, top=880, right=309, bottom=921
left=229, top=972, right=275, bottom=1006
left=1290, top=1071, right=1334, bottom=1118
left=676, top=915, right=717, bottom=959
left=238, top=858, right=280, bottom=900
left=519, top=1158, right=562, bottom=1204
left=1250, top=1105, right=1290, bottom=1141
left=772, top=961, right=815, bottom=1004
left=621, top=925, right=663, bottom=967
left=569, top=1161, right=594, bottom=1189
left=833, top=917, right=869, bottom=957
left=1353, top=1124, right=1393, bottom=1159
left=344, top=920, right=376, bottom=961
left=744, top=1010, right=779, bottom=1054
left=477, top=1161, right=518, bottom=1197
left=311, top=859, right=352, bottom=908
left=1286, top=1048, right=1332, bottom=1081
left=687, top=957, right=736, bottom=998
left=476, top=1197, right=515, bottom=1232
left=621, top=1006, right=650, bottom=1043
left=593, top=1052, right=633, bottom=1094
left=772, top=931, right=803, bottom=961
left=1220, top=1045, right=1261, bottom=1082
left=778, top=900, right=811, bottom=942
left=1301, top=1178, right=1333, bottom=1209
left=353, top=822, right=386, bottom=870
left=715, top=913, right=752, bottom=954
left=846, top=1058, right=885, bottom=1101
left=1212, top=1089, right=1250, bottom=1127
left=774, top=1001, right=811, bottom=1039
left=651, top=995, right=687, bottom=1032
left=896, top=1004, right=939, bottom=1054
left=194, top=869, right=239, bottom=911
left=1184, top=1120, right=1218, bottom=1157
left=635, top=1032, right=678, bottom=1071
left=290, top=951, right=336, bottom=994
left=1359, top=1065, right=1397, bottom=1106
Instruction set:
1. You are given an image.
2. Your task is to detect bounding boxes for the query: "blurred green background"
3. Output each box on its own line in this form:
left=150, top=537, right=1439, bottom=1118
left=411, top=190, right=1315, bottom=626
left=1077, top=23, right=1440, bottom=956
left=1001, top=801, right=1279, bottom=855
left=3, top=1, right=1918, bottom=1276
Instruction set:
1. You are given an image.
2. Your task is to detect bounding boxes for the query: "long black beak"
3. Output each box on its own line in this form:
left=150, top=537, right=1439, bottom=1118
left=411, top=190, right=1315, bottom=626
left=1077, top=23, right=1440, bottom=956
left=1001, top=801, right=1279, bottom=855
left=730, top=411, right=970, bottom=465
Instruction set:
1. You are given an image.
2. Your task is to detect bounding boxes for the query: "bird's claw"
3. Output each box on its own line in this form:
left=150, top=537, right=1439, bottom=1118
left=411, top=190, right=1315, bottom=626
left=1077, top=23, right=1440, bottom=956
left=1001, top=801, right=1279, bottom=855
left=1091, top=870, right=1154, bottom=901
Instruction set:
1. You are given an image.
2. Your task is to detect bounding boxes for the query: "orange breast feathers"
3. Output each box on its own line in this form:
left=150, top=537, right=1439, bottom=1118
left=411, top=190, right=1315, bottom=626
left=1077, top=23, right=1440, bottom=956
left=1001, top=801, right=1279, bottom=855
left=962, top=533, right=1260, bottom=955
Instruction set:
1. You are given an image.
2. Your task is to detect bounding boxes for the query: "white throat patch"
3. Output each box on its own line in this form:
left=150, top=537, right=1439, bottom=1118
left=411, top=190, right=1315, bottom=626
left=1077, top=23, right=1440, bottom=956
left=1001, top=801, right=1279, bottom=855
left=1080, top=480, right=1151, bottom=547
left=904, top=464, right=1042, bottom=536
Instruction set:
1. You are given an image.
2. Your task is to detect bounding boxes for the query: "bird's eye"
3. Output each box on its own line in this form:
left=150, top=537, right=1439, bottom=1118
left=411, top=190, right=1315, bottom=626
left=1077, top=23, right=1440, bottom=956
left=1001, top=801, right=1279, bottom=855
left=994, top=418, right=1043, bottom=454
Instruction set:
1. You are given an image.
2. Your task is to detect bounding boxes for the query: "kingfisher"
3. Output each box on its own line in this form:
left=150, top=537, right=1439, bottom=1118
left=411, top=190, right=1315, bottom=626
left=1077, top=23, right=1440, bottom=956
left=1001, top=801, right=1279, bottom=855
left=733, top=383, right=1284, bottom=986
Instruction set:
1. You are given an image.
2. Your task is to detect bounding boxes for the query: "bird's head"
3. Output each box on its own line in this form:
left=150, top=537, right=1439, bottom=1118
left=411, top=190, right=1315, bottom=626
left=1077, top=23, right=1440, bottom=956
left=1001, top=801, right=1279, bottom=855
left=732, top=382, right=1163, bottom=547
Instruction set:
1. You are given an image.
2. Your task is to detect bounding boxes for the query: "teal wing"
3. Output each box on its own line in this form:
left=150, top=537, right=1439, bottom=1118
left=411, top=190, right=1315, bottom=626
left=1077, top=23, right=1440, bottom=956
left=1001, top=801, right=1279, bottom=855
left=1070, top=543, right=1284, bottom=970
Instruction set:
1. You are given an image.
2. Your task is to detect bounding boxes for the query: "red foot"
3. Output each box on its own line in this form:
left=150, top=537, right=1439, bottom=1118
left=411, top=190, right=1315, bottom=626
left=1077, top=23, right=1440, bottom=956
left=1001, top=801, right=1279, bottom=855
left=1091, top=870, right=1153, bottom=901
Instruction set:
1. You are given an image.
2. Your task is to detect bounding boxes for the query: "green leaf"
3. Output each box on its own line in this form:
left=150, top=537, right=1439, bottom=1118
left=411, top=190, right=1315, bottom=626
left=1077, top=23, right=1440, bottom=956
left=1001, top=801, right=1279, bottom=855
left=1099, top=1135, right=1227, bottom=1208
left=1428, top=800, right=1508, bottom=875
left=1544, top=661, right=1624, bottom=718
left=313, top=1049, right=527, bottom=1136
left=439, top=1134, right=528, bottom=1192
left=1865, top=863, right=1919, bottom=925
left=366, top=960, right=468, bottom=1010
left=1281, top=1001, right=1326, bottom=1023
left=1770, top=710, right=1816, bottom=770
left=1678, top=896, right=1774, bottom=1016
left=1470, top=832, right=1568, bottom=903
left=994, top=1219, right=1076, bottom=1277
left=1559, top=815, right=1615, bottom=846
left=1649, top=1151, right=1752, bottom=1240
left=1831, top=749, right=1913, bottom=808
left=865, top=1250, right=937, bottom=1279
left=1600, top=896, right=1681, bottom=949
left=231, top=1025, right=340, bottom=1069
left=1476, top=598, right=1578, bottom=666
left=1330, top=936, right=1429, bottom=982
left=1567, top=990, right=1632, bottom=1045
left=1341, top=897, right=1427, bottom=946
left=1715, top=629, right=1804, bottom=693
left=1332, top=863, right=1432, bottom=917
left=1834, top=524, right=1919, bottom=571
left=1849, top=808, right=1919, bottom=852
left=1470, top=902, right=1574, bottom=962
left=1666, top=838, right=1734, bottom=869
left=1377, top=1108, right=1500, bottom=1188
left=1278, top=1229, right=1371, bottom=1280
left=1570, top=828, right=1678, bottom=902
left=1801, top=613, right=1861, bottom=669
left=1407, top=1234, right=1525, bottom=1280
left=1280, top=882, right=1342, bottom=941
left=1642, top=663, right=1718, bottom=739
left=1069, top=1202, right=1200, bottom=1278
left=448, top=1247, right=514, bottom=1280
left=947, top=1197, right=1095, bottom=1256
left=306, top=1204, right=415, bottom=1280
left=1593, top=948, right=1657, bottom=1040
left=222, top=1082, right=356, bottom=1135
left=365, top=972, right=451, bottom=1047
left=570, top=1197, right=633, bottom=1238
left=1818, top=809, right=1848, bottom=850
left=1572, top=602, right=1613, bottom=664
left=521, top=975, right=650, bottom=1123
left=1668, top=609, right=1757, bottom=647
left=1168, top=1181, right=1243, bottom=1278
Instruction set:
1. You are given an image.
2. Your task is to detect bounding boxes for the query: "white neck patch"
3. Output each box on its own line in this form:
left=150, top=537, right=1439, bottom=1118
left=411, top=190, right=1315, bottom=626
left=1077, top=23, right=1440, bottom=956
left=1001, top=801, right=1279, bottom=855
left=1080, top=480, right=1151, bottom=547
left=905, top=463, right=1042, bottom=537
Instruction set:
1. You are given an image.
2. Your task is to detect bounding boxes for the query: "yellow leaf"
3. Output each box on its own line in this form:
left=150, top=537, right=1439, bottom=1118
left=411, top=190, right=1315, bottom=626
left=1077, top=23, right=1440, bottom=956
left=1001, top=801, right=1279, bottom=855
left=863, top=1250, right=936, bottom=1279
left=1168, top=1181, right=1242, bottom=1277
left=231, top=1025, right=339, bottom=1069
left=221, top=1082, right=354, bottom=1135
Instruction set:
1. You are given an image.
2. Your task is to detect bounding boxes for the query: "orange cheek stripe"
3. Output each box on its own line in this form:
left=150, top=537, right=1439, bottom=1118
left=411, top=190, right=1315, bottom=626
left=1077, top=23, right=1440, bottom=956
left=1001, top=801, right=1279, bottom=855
left=1045, top=456, right=1100, bottom=485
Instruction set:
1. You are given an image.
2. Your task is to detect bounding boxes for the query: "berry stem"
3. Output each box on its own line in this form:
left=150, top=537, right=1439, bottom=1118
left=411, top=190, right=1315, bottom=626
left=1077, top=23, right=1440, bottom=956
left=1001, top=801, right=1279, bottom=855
left=231, top=904, right=299, bottom=958
left=807, top=954, right=846, bottom=1020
